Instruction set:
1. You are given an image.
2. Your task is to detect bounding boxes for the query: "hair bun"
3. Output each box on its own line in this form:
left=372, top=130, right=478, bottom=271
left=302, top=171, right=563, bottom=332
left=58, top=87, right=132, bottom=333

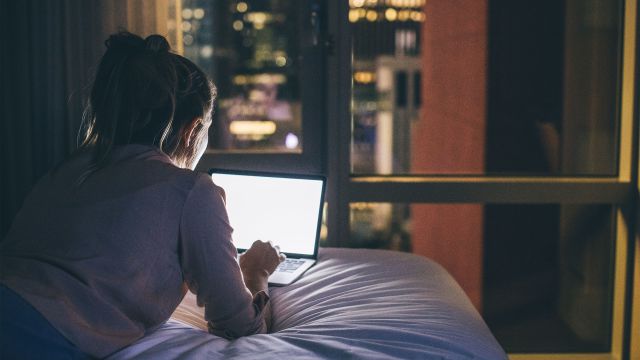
left=104, top=32, right=171, bottom=55
left=105, top=31, right=145, bottom=52
left=145, top=35, right=171, bottom=53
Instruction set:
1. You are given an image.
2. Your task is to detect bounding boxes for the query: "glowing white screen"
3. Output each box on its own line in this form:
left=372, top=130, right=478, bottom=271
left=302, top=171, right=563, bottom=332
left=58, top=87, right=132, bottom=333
left=210, top=172, right=324, bottom=255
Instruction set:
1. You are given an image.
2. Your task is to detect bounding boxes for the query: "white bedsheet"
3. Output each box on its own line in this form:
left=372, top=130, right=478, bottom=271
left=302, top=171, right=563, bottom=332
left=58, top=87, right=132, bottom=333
left=108, top=248, right=506, bottom=359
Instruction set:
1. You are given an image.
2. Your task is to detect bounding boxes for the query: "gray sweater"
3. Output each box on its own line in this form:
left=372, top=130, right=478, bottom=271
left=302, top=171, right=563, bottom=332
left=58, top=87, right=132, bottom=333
left=0, top=145, right=268, bottom=358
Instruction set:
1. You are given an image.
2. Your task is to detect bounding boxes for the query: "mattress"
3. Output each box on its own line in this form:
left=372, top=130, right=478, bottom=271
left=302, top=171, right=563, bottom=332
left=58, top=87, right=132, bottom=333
left=108, top=248, right=506, bottom=359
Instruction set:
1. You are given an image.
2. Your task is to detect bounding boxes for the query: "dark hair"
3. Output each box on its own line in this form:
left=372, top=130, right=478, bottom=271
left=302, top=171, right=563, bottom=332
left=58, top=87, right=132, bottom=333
left=78, top=31, right=215, bottom=177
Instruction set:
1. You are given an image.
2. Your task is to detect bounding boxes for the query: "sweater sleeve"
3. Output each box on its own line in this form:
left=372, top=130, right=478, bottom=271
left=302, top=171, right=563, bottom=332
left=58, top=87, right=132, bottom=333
left=179, top=174, right=268, bottom=338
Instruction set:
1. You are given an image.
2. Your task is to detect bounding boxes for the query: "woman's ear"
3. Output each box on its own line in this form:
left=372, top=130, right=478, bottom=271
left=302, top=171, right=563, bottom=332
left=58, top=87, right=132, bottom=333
left=182, top=117, right=201, bottom=148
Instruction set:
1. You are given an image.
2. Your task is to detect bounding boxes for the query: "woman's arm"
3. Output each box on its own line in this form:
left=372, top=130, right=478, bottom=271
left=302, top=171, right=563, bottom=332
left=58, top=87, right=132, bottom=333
left=239, top=240, right=285, bottom=330
left=178, top=174, right=278, bottom=338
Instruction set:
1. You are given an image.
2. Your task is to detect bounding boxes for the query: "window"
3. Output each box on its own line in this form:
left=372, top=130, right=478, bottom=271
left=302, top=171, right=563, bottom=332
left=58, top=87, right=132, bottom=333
left=350, top=202, right=616, bottom=352
left=350, top=0, right=621, bottom=176
left=168, top=0, right=325, bottom=173
left=329, top=0, right=638, bottom=358
left=168, top=0, right=639, bottom=358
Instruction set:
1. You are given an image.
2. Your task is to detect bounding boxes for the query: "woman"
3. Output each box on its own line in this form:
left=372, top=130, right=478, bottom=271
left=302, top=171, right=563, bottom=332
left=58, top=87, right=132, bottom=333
left=0, top=32, right=284, bottom=359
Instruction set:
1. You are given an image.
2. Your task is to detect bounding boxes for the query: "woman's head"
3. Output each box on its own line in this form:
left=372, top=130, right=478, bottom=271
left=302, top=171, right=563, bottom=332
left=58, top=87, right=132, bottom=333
left=79, top=31, right=216, bottom=170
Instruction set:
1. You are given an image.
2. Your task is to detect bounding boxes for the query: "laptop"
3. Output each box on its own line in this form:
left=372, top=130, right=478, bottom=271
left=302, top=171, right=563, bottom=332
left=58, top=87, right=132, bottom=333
left=209, top=169, right=326, bottom=286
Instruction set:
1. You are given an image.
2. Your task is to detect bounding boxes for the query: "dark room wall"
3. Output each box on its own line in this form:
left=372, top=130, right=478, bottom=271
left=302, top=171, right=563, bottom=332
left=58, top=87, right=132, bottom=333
left=0, top=0, right=165, bottom=238
left=2, top=1, right=96, bottom=238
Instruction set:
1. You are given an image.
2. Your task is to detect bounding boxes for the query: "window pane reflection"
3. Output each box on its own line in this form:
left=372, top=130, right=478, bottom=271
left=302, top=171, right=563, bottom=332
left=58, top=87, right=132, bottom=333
left=350, top=0, right=623, bottom=175
left=349, top=202, right=614, bottom=352
left=170, top=0, right=303, bottom=153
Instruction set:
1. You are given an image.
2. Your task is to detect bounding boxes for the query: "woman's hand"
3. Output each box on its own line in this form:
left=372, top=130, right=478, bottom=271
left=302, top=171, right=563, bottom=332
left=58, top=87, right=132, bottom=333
left=239, top=240, right=285, bottom=295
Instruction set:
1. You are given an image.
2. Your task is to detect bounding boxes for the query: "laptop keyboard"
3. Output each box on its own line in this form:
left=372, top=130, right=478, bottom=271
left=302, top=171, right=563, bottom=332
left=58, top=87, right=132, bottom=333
left=276, top=259, right=306, bottom=273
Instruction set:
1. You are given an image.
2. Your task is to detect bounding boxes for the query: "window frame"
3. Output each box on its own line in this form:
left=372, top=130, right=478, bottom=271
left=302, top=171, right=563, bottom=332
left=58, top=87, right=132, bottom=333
left=325, top=0, right=639, bottom=359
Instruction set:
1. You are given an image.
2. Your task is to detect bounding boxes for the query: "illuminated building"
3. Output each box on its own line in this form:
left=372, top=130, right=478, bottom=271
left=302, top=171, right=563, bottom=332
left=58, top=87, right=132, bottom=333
left=350, top=0, right=425, bottom=251
left=173, top=0, right=302, bottom=151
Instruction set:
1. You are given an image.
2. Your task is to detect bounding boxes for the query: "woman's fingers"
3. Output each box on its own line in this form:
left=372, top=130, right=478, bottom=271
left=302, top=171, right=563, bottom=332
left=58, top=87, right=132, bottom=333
left=242, top=240, right=284, bottom=274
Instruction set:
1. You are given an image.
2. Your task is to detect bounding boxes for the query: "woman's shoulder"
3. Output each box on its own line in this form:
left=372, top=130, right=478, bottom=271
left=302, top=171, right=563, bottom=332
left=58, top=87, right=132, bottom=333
left=187, top=171, right=223, bottom=198
left=47, top=147, right=205, bottom=200
left=134, top=161, right=211, bottom=197
left=147, top=164, right=219, bottom=200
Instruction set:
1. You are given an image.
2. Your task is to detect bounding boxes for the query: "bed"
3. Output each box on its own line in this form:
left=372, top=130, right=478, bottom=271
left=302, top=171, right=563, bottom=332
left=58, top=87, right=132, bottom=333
left=107, top=248, right=507, bottom=359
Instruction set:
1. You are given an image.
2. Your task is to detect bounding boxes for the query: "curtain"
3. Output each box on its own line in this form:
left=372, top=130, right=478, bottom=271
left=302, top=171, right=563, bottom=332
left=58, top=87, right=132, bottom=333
left=0, top=0, right=168, bottom=238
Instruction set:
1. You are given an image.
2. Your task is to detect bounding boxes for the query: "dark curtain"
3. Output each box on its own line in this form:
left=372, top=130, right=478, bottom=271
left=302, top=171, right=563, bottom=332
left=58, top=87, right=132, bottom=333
left=0, top=0, right=161, bottom=238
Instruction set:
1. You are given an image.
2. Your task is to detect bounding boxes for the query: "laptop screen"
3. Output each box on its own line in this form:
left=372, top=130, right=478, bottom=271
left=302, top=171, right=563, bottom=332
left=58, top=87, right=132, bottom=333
left=209, top=170, right=325, bottom=257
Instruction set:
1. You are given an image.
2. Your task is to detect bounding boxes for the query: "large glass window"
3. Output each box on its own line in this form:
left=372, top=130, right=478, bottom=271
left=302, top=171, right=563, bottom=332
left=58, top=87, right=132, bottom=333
left=166, top=0, right=638, bottom=357
left=350, top=202, right=615, bottom=352
left=350, top=0, right=623, bottom=176
left=341, top=0, right=634, bottom=356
